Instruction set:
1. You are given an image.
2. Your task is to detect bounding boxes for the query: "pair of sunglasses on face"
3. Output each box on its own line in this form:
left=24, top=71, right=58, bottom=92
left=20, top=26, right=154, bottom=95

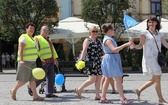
left=92, top=30, right=98, bottom=33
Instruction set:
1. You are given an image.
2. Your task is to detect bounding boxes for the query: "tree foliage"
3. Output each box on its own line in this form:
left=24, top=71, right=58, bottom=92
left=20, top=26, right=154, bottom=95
left=82, top=0, right=131, bottom=39
left=0, top=0, right=59, bottom=41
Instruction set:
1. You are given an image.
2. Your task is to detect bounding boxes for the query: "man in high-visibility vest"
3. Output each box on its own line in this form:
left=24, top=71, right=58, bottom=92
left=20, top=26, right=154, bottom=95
left=10, top=23, right=44, bottom=101
left=28, top=25, right=59, bottom=98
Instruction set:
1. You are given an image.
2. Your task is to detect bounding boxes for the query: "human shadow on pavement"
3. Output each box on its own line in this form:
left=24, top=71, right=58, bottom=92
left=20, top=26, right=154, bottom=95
left=40, top=94, right=86, bottom=103
left=61, top=89, right=135, bottom=94
left=20, top=96, right=159, bottom=105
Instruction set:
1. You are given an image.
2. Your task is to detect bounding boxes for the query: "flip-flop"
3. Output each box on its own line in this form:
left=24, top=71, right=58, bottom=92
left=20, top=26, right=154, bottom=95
left=75, top=88, right=81, bottom=99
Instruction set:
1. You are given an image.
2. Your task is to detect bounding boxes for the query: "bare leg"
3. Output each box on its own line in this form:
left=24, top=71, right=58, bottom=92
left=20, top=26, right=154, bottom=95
left=77, top=76, right=96, bottom=96
left=109, top=78, right=116, bottom=92
left=137, top=76, right=155, bottom=97
left=12, top=81, right=26, bottom=94
left=94, top=75, right=102, bottom=98
left=115, top=76, right=125, bottom=100
left=29, top=81, right=39, bottom=99
left=101, top=76, right=105, bottom=88
left=10, top=81, right=26, bottom=100
left=153, top=75, right=167, bottom=103
left=101, top=77, right=110, bottom=100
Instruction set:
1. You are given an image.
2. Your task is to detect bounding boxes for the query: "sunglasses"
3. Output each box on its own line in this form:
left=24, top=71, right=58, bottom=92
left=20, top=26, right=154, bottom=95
left=43, top=29, right=49, bottom=32
left=92, top=30, right=98, bottom=33
left=112, top=29, right=116, bottom=31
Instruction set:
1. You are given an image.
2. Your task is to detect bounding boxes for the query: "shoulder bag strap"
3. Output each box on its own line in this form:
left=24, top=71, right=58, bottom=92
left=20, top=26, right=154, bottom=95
left=149, top=31, right=161, bottom=52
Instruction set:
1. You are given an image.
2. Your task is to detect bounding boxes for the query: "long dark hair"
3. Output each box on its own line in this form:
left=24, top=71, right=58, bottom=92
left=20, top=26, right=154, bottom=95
left=146, top=17, right=161, bottom=31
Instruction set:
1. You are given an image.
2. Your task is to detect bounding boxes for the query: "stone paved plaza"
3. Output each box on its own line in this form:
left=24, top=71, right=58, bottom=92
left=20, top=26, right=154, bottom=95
left=0, top=69, right=168, bottom=105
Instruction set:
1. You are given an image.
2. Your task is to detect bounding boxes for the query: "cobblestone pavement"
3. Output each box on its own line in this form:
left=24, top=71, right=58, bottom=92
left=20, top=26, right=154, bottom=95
left=0, top=69, right=168, bottom=105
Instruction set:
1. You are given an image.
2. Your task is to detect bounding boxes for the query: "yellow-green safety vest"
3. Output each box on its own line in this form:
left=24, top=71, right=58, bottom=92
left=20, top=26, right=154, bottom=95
left=17, top=34, right=38, bottom=61
left=34, top=35, right=58, bottom=60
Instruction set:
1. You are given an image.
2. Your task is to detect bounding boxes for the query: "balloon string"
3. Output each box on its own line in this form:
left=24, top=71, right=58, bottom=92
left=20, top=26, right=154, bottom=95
left=25, top=65, right=32, bottom=70
left=25, top=65, right=61, bottom=74
left=56, top=66, right=60, bottom=73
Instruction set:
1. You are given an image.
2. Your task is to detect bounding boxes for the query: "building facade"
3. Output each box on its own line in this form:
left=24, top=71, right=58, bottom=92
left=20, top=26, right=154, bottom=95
left=54, top=0, right=168, bottom=60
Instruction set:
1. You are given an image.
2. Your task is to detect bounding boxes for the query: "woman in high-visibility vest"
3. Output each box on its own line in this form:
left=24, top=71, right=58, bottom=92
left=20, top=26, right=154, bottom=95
left=10, top=23, right=44, bottom=101
left=28, top=25, right=59, bottom=98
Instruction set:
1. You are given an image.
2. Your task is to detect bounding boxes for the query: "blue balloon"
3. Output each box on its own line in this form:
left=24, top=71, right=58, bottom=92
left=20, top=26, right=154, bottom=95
left=55, top=74, right=64, bottom=86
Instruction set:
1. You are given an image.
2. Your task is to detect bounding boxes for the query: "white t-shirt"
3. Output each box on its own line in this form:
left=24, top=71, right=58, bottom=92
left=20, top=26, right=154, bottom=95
left=19, top=36, right=38, bottom=61
left=19, top=37, right=38, bottom=48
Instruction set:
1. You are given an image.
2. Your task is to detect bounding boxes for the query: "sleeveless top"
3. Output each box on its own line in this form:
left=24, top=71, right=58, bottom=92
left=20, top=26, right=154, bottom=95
left=83, top=38, right=103, bottom=75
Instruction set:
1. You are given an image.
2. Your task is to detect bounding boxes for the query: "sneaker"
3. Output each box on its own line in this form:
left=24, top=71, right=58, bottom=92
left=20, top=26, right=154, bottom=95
left=27, top=85, right=33, bottom=96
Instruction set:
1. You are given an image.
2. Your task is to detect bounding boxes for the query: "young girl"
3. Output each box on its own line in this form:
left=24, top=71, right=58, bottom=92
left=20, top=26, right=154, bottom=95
left=100, top=23, right=133, bottom=104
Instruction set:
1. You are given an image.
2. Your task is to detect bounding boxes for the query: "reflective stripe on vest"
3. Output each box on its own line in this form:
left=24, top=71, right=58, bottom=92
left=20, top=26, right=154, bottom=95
left=17, top=34, right=38, bottom=61
left=35, top=35, right=58, bottom=60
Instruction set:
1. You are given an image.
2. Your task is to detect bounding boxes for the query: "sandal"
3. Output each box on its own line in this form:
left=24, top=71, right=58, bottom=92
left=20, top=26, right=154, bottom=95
left=120, top=98, right=133, bottom=104
left=99, top=98, right=113, bottom=104
left=75, top=88, right=81, bottom=99
left=10, top=90, right=16, bottom=100
left=33, top=96, right=45, bottom=101
left=158, top=100, right=168, bottom=105
left=134, top=89, right=140, bottom=102
left=94, top=97, right=101, bottom=100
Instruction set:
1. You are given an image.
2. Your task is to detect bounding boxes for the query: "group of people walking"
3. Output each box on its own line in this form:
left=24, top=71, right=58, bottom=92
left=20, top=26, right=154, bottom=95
left=9, top=16, right=168, bottom=104
left=10, top=23, right=59, bottom=101
left=75, top=17, right=168, bottom=104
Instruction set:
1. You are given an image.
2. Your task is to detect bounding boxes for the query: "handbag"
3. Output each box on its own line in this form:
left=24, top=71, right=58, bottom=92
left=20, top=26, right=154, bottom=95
left=75, top=60, right=95, bottom=71
left=158, top=52, right=166, bottom=67
left=85, top=61, right=95, bottom=68
left=149, top=31, right=166, bottom=67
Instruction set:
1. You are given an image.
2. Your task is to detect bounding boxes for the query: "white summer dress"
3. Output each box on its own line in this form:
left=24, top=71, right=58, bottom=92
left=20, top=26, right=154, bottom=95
left=142, top=30, right=163, bottom=75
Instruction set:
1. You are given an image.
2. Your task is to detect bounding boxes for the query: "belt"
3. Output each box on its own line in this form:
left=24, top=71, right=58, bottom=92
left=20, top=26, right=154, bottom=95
left=105, top=53, right=119, bottom=54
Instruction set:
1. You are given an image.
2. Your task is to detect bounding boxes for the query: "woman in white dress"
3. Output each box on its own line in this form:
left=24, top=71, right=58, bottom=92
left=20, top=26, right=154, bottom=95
left=133, top=17, right=168, bottom=104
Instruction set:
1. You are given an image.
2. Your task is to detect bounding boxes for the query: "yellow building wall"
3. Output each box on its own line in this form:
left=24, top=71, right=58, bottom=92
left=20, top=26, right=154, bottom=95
left=54, top=0, right=168, bottom=59
left=72, top=0, right=82, bottom=16
left=129, top=0, right=168, bottom=21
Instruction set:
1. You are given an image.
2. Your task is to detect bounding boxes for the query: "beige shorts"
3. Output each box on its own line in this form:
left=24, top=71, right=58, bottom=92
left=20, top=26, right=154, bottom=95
left=16, top=61, right=36, bottom=82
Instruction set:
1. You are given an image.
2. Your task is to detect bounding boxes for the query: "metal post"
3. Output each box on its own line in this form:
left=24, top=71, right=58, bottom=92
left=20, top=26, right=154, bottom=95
left=155, top=10, right=161, bottom=22
left=0, top=39, right=2, bottom=72
left=61, top=61, right=67, bottom=92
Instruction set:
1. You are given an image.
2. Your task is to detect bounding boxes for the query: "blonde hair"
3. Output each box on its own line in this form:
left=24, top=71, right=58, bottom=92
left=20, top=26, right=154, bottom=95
left=89, top=26, right=98, bottom=33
